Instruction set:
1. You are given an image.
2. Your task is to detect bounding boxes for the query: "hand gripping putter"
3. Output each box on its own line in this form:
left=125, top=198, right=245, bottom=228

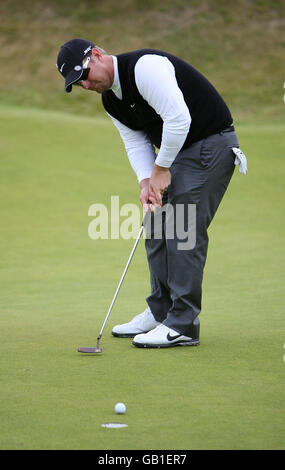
left=78, top=224, right=144, bottom=354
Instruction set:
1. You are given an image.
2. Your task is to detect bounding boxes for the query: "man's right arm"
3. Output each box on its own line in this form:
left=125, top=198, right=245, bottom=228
left=108, top=114, right=158, bottom=210
left=108, top=114, right=156, bottom=183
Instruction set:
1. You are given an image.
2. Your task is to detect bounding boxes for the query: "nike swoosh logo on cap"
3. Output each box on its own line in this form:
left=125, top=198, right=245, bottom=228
left=166, top=332, right=182, bottom=341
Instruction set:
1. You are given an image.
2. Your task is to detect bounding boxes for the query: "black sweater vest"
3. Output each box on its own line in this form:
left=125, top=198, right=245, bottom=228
left=102, top=49, right=233, bottom=149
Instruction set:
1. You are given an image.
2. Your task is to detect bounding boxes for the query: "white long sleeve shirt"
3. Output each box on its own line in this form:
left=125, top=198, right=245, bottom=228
left=108, top=55, right=192, bottom=182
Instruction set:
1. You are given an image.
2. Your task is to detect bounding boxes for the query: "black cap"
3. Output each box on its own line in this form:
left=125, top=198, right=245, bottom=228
left=56, top=38, right=95, bottom=93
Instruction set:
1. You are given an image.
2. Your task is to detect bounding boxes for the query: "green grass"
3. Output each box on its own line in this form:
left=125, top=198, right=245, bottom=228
left=0, top=106, right=284, bottom=450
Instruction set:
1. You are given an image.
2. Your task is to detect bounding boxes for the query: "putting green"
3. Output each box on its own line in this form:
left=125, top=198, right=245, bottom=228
left=0, top=106, right=284, bottom=450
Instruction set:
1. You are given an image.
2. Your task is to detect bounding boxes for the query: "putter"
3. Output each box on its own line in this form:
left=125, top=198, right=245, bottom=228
left=78, top=224, right=144, bottom=354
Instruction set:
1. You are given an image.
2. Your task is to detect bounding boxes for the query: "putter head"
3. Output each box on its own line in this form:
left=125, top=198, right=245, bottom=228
left=78, top=346, right=103, bottom=354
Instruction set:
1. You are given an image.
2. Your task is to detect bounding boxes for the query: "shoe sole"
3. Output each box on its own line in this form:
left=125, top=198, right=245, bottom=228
left=132, top=339, right=200, bottom=348
left=112, top=332, right=136, bottom=338
left=112, top=328, right=157, bottom=338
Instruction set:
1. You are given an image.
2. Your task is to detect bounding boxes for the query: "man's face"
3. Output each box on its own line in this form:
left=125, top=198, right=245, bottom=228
left=76, top=49, right=113, bottom=94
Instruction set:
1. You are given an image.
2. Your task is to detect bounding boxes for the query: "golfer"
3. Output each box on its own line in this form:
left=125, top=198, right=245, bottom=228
left=56, top=39, right=247, bottom=349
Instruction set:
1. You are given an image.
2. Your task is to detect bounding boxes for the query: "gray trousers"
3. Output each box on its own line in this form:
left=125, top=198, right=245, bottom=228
left=144, top=129, right=239, bottom=336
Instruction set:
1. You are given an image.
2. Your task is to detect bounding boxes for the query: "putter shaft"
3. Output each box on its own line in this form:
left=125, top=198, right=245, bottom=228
left=78, top=224, right=144, bottom=354
left=97, top=224, right=144, bottom=339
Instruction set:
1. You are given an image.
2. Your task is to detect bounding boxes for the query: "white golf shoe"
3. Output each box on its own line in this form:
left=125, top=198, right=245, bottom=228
left=112, top=307, right=161, bottom=338
left=132, top=324, right=200, bottom=348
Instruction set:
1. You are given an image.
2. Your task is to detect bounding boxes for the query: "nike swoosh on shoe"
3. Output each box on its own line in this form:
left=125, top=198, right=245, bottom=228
left=166, top=333, right=182, bottom=341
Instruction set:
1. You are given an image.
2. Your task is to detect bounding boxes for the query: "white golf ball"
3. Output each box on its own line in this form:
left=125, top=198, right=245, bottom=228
left=115, top=402, right=126, bottom=414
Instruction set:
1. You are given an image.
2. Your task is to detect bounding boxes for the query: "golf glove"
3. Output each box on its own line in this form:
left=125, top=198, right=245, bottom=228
left=232, top=147, right=248, bottom=174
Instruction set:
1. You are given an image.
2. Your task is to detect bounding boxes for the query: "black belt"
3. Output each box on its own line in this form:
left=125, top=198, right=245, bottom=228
left=221, top=124, right=235, bottom=133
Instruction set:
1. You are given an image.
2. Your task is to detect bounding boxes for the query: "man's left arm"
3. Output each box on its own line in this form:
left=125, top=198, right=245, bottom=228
left=134, top=54, right=192, bottom=206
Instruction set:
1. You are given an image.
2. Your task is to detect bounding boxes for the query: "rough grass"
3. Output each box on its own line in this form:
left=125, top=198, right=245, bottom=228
left=0, top=0, right=284, bottom=121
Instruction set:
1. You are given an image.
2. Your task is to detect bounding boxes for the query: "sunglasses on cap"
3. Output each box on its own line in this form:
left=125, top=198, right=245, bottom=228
left=74, top=56, right=91, bottom=86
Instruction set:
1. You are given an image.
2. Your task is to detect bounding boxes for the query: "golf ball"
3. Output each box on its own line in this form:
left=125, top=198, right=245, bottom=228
left=115, top=402, right=126, bottom=414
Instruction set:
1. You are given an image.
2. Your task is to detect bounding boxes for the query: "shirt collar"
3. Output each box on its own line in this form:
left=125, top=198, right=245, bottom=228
left=111, top=56, right=122, bottom=99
